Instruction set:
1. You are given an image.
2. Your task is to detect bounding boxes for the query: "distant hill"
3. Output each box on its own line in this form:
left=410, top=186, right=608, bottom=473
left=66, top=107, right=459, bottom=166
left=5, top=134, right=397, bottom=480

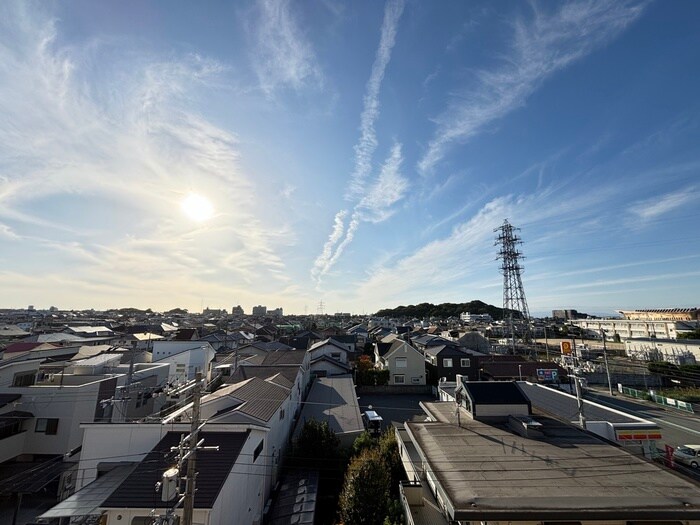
left=375, top=300, right=509, bottom=320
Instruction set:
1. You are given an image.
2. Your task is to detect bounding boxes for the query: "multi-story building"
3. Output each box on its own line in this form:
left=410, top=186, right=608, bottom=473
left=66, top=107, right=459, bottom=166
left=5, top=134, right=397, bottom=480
left=569, top=317, right=699, bottom=340
left=252, top=305, right=267, bottom=316
left=459, top=312, right=493, bottom=323
left=618, top=308, right=699, bottom=321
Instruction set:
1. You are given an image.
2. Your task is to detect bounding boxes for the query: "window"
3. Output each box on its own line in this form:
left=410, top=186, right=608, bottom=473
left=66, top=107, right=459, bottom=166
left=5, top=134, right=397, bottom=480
left=443, top=358, right=453, bottom=368
left=395, top=357, right=407, bottom=368
left=460, top=358, right=470, bottom=368
left=12, top=371, right=36, bottom=387
left=35, top=418, right=59, bottom=435
left=279, top=409, right=285, bottom=420
left=254, top=440, right=264, bottom=462
left=331, top=352, right=341, bottom=360
left=394, top=375, right=405, bottom=384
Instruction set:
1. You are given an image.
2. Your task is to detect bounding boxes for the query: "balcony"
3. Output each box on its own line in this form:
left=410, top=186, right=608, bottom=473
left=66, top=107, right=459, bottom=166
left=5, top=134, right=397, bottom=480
left=399, top=480, right=447, bottom=525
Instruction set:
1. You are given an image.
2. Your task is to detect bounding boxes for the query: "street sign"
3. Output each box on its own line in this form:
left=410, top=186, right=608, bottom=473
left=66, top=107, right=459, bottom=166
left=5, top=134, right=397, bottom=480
left=536, top=369, right=558, bottom=381
left=561, top=341, right=572, bottom=355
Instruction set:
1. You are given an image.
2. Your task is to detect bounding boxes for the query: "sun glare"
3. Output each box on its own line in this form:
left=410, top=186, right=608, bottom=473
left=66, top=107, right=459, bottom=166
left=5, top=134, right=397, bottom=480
left=181, top=193, right=214, bottom=223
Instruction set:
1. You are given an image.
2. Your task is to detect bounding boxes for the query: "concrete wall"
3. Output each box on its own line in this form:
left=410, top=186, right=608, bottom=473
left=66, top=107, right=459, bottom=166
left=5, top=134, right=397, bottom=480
left=77, top=423, right=169, bottom=490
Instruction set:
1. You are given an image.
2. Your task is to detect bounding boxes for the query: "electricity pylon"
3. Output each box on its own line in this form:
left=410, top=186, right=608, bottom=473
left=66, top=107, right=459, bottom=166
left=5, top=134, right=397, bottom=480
left=495, top=219, right=532, bottom=352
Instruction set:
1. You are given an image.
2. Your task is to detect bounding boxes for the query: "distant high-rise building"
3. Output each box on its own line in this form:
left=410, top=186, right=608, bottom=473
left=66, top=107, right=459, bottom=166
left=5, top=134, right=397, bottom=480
left=231, top=305, right=244, bottom=315
left=268, top=307, right=283, bottom=317
left=252, top=305, right=267, bottom=316
left=552, top=309, right=585, bottom=320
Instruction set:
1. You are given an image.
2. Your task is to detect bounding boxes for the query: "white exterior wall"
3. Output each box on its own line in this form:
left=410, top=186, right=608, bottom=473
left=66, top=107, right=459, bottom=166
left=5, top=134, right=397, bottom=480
left=569, top=319, right=684, bottom=340
left=309, top=343, right=348, bottom=364
left=4, top=381, right=105, bottom=458
left=0, top=359, right=41, bottom=388
left=77, top=422, right=170, bottom=490
left=625, top=339, right=700, bottom=362
left=152, top=342, right=216, bottom=382
left=210, top=428, right=268, bottom=525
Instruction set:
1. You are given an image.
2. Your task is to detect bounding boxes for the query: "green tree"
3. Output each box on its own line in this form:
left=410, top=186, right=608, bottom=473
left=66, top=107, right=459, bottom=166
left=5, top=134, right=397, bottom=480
left=378, top=429, right=403, bottom=497
left=292, top=419, right=341, bottom=470
left=289, top=419, right=347, bottom=525
left=352, top=431, right=375, bottom=456
left=679, top=329, right=700, bottom=340
left=339, top=448, right=390, bottom=525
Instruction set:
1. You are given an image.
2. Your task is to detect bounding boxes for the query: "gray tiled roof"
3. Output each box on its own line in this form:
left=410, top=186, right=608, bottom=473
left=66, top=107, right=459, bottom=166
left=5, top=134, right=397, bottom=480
left=206, top=377, right=290, bottom=422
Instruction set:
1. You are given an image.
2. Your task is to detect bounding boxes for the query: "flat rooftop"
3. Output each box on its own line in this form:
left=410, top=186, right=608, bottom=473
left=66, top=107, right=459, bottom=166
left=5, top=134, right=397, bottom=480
left=407, top=402, right=700, bottom=521
left=295, top=375, right=363, bottom=439
left=518, top=381, right=645, bottom=424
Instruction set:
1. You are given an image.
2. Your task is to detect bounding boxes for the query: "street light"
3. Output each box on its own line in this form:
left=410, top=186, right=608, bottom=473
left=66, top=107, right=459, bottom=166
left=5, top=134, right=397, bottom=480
left=518, top=364, right=522, bottom=381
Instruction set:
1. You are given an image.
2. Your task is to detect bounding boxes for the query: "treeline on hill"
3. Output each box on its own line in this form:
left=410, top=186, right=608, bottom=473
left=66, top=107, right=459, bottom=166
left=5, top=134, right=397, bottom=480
left=375, top=300, right=511, bottom=320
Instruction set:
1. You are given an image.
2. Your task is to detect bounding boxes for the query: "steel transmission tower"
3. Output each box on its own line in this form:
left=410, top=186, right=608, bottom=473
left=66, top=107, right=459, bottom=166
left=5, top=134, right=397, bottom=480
left=495, top=219, right=531, bottom=351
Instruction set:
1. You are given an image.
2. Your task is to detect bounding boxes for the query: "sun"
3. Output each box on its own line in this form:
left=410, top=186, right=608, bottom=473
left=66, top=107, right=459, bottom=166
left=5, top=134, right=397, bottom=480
left=181, top=193, right=214, bottom=223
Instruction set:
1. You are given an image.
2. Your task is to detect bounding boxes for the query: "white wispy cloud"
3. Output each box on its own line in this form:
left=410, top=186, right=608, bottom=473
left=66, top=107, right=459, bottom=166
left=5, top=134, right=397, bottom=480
left=312, top=143, right=408, bottom=282
left=418, top=0, right=647, bottom=175
left=311, top=0, right=406, bottom=283
left=353, top=181, right=618, bottom=305
left=347, top=0, right=405, bottom=199
left=628, top=187, right=698, bottom=221
left=250, top=0, right=324, bottom=95
left=0, top=3, right=292, bottom=309
left=311, top=209, right=348, bottom=281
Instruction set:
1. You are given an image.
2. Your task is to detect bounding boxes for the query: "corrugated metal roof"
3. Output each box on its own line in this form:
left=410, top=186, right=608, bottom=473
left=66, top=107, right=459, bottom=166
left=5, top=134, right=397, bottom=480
left=39, top=464, right=137, bottom=519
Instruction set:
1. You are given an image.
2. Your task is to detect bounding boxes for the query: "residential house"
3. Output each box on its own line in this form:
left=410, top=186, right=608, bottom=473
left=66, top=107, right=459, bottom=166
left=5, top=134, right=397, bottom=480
left=377, top=340, right=426, bottom=386
left=151, top=340, right=217, bottom=382
left=346, top=324, right=369, bottom=346
left=60, top=424, right=269, bottom=525
left=308, top=338, right=352, bottom=377
left=59, top=365, right=306, bottom=525
left=423, top=344, right=485, bottom=384
left=0, top=354, right=168, bottom=466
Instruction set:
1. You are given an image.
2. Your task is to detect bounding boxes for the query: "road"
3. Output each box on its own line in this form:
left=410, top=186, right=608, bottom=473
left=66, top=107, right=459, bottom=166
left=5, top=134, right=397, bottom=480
left=584, top=388, right=700, bottom=448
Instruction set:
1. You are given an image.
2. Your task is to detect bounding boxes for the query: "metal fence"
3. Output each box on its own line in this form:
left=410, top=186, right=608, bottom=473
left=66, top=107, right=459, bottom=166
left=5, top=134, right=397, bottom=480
left=620, top=386, right=647, bottom=399
left=650, top=393, right=694, bottom=413
left=619, top=385, right=694, bottom=413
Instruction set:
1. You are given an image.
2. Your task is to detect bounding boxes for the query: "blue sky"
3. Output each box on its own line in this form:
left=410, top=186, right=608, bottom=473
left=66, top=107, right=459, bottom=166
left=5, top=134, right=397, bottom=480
left=1, top=0, right=699, bottom=316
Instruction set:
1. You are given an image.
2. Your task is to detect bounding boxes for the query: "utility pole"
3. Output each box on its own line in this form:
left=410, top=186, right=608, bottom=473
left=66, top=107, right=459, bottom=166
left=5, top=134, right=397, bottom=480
left=573, top=373, right=586, bottom=429
left=182, top=372, right=203, bottom=525
left=154, top=372, right=218, bottom=525
left=544, top=325, right=550, bottom=361
left=600, top=329, right=613, bottom=396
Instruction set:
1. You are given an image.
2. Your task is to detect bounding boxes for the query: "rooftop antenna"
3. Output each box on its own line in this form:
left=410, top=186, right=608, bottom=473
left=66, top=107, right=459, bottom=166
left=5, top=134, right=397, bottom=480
left=495, top=219, right=531, bottom=353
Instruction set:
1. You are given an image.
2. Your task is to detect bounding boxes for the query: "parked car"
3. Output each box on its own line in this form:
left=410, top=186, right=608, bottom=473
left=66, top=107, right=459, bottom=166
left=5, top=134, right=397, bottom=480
left=362, top=410, right=383, bottom=437
left=673, top=445, right=700, bottom=468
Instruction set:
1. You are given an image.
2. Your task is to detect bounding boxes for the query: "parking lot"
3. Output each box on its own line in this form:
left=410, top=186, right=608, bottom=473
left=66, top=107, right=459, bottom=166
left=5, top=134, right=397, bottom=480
left=357, top=393, right=436, bottom=431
